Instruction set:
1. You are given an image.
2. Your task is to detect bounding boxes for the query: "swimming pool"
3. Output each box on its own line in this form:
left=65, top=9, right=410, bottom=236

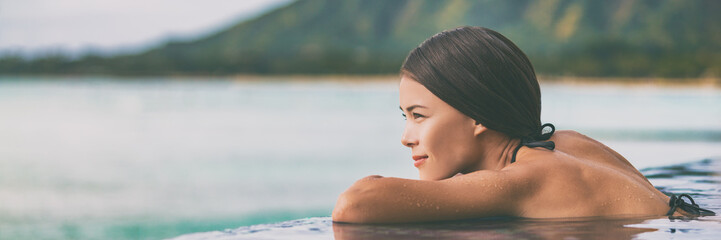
left=1, top=77, right=720, bottom=239
left=174, top=158, right=720, bottom=240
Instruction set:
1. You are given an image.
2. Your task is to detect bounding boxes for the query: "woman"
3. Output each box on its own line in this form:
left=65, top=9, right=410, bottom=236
left=332, top=26, right=713, bottom=223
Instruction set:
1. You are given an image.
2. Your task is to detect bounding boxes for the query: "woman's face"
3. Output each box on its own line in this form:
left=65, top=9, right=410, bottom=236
left=399, top=76, right=482, bottom=180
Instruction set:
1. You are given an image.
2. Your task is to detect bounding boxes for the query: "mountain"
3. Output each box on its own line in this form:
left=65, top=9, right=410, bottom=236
left=2, top=0, right=720, bottom=78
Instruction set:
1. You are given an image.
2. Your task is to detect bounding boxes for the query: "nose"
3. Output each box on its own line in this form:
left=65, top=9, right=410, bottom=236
left=401, top=125, right=418, bottom=147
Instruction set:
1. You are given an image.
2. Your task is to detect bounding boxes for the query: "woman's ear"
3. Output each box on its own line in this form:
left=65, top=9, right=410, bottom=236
left=474, top=121, right=488, bottom=136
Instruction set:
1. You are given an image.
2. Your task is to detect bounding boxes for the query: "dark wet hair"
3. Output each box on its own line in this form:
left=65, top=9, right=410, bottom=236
left=401, top=26, right=542, bottom=139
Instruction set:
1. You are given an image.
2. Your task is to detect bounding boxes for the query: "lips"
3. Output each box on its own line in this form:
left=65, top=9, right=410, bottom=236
left=412, top=155, right=428, bottom=168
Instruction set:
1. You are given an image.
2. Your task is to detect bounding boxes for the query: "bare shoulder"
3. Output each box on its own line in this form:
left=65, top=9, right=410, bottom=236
left=554, top=129, right=585, bottom=137
left=552, top=130, right=639, bottom=169
left=552, top=130, right=603, bottom=147
left=514, top=130, right=670, bottom=217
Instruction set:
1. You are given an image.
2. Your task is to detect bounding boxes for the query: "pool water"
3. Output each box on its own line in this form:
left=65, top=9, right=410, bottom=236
left=174, top=158, right=721, bottom=240
left=1, top=77, right=720, bottom=239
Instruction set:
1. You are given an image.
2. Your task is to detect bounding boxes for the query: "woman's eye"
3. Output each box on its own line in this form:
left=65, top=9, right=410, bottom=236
left=401, top=112, right=425, bottom=120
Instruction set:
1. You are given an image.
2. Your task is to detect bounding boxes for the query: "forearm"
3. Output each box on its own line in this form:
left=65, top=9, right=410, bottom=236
left=332, top=175, right=465, bottom=223
left=332, top=171, right=525, bottom=223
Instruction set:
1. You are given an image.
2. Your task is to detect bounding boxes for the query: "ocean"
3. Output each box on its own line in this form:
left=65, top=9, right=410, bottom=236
left=0, top=76, right=720, bottom=239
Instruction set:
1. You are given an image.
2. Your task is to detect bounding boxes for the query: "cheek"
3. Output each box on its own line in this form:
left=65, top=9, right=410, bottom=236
left=423, top=119, right=476, bottom=172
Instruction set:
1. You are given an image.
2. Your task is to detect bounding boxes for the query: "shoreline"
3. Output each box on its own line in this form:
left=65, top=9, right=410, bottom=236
left=1, top=74, right=719, bottom=88
left=537, top=75, right=720, bottom=89
left=225, top=74, right=721, bottom=89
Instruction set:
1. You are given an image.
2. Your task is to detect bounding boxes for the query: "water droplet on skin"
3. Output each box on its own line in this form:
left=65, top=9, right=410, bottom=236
left=436, top=206, right=440, bottom=210
left=416, top=203, right=421, bottom=207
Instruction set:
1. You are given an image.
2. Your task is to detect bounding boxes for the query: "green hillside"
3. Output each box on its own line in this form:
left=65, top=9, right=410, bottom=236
left=2, top=0, right=720, bottom=78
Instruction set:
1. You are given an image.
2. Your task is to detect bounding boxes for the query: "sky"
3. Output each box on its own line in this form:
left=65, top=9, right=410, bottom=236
left=0, top=0, right=293, bottom=56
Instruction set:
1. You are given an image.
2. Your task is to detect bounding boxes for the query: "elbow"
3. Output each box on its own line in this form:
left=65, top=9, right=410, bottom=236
left=332, top=175, right=383, bottom=223
left=332, top=191, right=358, bottom=223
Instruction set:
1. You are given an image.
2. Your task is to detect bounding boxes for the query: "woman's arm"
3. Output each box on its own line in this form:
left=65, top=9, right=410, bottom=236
left=332, top=169, right=536, bottom=223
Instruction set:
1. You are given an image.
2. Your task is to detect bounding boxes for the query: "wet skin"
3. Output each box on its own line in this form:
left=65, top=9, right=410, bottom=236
left=332, top=76, right=675, bottom=223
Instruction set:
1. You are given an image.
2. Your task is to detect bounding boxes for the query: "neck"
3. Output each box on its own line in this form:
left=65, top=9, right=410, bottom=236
left=472, top=130, right=519, bottom=171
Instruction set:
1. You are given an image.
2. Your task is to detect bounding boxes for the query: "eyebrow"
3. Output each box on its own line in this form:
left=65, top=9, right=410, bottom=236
left=399, top=105, right=427, bottom=112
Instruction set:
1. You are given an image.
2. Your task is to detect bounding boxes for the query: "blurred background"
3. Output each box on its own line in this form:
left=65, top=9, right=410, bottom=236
left=1, top=0, right=720, bottom=239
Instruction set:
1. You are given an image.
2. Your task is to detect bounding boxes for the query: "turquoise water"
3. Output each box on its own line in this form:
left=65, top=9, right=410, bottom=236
left=0, top=76, right=720, bottom=239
